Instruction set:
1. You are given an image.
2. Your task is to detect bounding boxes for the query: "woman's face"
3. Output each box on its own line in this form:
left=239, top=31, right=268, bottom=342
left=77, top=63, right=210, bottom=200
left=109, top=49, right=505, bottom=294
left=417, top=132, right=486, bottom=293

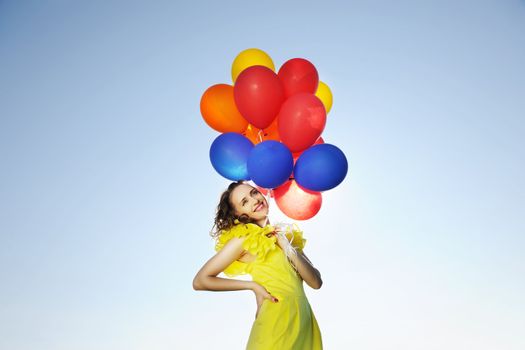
left=229, top=184, right=269, bottom=222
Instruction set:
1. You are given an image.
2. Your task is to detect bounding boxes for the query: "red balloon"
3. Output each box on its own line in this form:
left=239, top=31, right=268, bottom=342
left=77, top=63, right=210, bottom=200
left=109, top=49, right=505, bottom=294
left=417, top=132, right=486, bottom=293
left=292, top=136, right=324, bottom=163
left=278, top=58, right=319, bottom=98
left=234, top=66, right=285, bottom=129
left=278, top=93, right=326, bottom=153
left=274, top=180, right=322, bottom=220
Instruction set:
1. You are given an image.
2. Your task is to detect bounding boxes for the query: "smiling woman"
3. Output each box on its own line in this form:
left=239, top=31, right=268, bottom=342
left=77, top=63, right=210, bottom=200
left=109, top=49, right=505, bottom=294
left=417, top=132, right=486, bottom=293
left=231, top=184, right=269, bottom=225
left=192, top=180, right=323, bottom=349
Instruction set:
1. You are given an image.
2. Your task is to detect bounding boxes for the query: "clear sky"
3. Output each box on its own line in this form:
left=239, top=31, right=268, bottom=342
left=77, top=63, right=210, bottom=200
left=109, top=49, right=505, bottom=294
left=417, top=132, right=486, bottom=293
left=1, top=0, right=524, bottom=349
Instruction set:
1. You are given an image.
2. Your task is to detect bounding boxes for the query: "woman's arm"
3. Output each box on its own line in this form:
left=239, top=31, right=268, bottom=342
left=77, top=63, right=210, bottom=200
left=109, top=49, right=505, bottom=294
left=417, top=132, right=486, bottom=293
left=192, top=237, right=255, bottom=292
left=193, top=236, right=280, bottom=318
left=290, top=250, right=323, bottom=289
left=274, top=234, right=323, bottom=289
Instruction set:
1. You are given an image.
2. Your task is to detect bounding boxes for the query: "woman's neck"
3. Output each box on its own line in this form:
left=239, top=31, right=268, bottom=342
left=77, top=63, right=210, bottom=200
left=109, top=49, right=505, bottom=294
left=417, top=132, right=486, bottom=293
left=255, top=217, right=270, bottom=227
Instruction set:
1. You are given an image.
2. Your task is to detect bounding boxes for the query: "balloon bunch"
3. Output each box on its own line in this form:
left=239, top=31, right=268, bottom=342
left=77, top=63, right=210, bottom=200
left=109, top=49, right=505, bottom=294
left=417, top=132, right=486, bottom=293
left=201, top=48, right=348, bottom=220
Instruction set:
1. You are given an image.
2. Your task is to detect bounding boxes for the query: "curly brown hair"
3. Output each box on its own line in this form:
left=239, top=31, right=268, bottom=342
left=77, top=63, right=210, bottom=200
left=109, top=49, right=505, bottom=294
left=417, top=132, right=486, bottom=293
left=210, top=180, right=257, bottom=239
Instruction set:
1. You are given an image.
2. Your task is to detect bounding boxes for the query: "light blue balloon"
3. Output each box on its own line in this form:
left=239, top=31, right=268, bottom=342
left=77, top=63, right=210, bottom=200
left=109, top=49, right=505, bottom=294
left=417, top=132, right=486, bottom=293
left=247, top=140, right=293, bottom=188
left=209, top=132, right=254, bottom=181
left=294, top=143, right=348, bottom=191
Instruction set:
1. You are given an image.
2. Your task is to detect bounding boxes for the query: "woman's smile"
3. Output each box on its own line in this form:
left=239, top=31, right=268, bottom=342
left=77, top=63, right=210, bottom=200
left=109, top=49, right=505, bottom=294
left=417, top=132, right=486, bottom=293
left=254, top=201, right=264, bottom=212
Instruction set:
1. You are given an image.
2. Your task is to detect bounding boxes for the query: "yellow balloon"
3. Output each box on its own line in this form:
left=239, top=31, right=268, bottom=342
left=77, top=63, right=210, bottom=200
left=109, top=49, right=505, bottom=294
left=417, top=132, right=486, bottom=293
left=231, top=48, right=275, bottom=83
left=315, top=81, right=333, bottom=114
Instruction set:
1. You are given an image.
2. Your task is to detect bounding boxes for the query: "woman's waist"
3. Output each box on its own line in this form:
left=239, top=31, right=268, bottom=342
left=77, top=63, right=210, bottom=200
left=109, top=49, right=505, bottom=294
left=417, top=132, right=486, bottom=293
left=252, top=279, right=306, bottom=298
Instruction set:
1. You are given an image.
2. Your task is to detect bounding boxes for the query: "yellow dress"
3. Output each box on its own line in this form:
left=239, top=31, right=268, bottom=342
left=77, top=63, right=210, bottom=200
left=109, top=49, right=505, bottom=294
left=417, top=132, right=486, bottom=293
left=215, top=220, right=323, bottom=350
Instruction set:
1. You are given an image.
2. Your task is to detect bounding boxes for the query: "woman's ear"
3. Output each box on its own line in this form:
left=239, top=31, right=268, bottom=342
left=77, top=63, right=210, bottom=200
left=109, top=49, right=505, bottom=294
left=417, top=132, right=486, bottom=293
left=238, top=214, right=250, bottom=223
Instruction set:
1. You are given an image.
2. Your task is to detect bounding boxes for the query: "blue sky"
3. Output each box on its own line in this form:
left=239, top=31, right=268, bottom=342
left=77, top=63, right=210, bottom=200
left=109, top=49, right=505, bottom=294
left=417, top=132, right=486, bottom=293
left=1, top=1, right=524, bottom=349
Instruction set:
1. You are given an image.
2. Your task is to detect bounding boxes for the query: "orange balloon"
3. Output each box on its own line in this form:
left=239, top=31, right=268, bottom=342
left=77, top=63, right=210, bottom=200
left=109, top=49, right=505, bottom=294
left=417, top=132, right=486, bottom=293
left=243, top=124, right=263, bottom=144
left=274, top=180, right=322, bottom=220
left=200, top=84, right=248, bottom=133
left=263, top=118, right=280, bottom=142
left=243, top=119, right=281, bottom=145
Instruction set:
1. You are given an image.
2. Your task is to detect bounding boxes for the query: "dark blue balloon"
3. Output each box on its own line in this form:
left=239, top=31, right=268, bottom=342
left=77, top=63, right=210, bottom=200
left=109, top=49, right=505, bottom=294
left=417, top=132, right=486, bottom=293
left=247, top=140, right=294, bottom=189
left=209, top=132, right=254, bottom=181
left=294, top=143, right=348, bottom=191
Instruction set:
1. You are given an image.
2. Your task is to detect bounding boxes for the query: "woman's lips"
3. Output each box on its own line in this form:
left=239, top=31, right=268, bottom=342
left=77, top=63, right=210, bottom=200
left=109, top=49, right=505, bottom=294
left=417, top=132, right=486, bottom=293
left=254, top=202, right=264, bottom=212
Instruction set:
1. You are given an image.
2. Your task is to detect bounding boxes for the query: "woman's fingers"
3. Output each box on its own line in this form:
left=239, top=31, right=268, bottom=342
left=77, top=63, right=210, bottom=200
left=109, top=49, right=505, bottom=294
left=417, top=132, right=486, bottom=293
left=266, top=294, right=279, bottom=302
left=253, top=283, right=279, bottom=309
left=256, top=295, right=278, bottom=311
left=262, top=287, right=279, bottom=303
left=255, top=297, right=278, bottom=319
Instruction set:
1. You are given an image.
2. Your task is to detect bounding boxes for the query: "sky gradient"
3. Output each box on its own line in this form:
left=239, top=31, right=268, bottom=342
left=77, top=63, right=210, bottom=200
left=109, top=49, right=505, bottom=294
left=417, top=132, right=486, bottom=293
left=1, top=0, right=524, bottom=349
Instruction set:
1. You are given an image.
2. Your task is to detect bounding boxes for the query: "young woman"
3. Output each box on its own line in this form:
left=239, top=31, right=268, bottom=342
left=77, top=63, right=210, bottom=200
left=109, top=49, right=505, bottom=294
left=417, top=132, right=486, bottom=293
left=193, top=180, right=323, bottom=349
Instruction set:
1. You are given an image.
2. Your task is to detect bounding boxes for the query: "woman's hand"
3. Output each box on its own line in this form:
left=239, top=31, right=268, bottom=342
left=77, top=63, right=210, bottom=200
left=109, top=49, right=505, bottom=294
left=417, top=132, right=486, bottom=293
left=250, top=281, right=278, bottom=319
left=271, top=230, right=292, bottom=251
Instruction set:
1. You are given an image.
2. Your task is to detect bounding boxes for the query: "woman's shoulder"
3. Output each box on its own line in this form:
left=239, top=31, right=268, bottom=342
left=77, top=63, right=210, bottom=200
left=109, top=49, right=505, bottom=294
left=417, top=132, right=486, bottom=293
left=214, top=220, right=277, bottom=256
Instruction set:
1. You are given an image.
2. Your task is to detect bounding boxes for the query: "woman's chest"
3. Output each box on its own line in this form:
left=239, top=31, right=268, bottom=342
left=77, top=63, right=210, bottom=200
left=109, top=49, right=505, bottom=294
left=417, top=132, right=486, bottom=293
left=236, top=232, right=277, bottom=263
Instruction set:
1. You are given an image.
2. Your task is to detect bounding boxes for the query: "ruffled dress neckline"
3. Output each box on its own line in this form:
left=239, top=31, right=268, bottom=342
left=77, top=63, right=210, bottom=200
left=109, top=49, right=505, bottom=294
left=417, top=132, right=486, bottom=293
left=214, top=220, right=306, bottom=278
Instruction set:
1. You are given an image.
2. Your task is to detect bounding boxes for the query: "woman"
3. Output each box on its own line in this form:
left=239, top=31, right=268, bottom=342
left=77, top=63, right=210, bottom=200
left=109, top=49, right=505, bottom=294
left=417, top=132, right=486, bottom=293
left=193, top=180, right=323, bottom=349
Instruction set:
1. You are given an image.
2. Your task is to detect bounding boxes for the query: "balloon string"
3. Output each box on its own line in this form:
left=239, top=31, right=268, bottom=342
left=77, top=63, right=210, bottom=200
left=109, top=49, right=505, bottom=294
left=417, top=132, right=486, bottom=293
left=274, top=221, right=299, bottom=273
left=257, top=129, right=264, bottom=143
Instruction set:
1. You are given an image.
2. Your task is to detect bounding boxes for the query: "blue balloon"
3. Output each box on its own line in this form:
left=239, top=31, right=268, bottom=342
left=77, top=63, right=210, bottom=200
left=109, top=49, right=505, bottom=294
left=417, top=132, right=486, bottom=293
left=247, top=140, right=294, bottom=188
left=294, top=143, right=348, bottom=191
left=209, top=132, right=254, bottom=180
